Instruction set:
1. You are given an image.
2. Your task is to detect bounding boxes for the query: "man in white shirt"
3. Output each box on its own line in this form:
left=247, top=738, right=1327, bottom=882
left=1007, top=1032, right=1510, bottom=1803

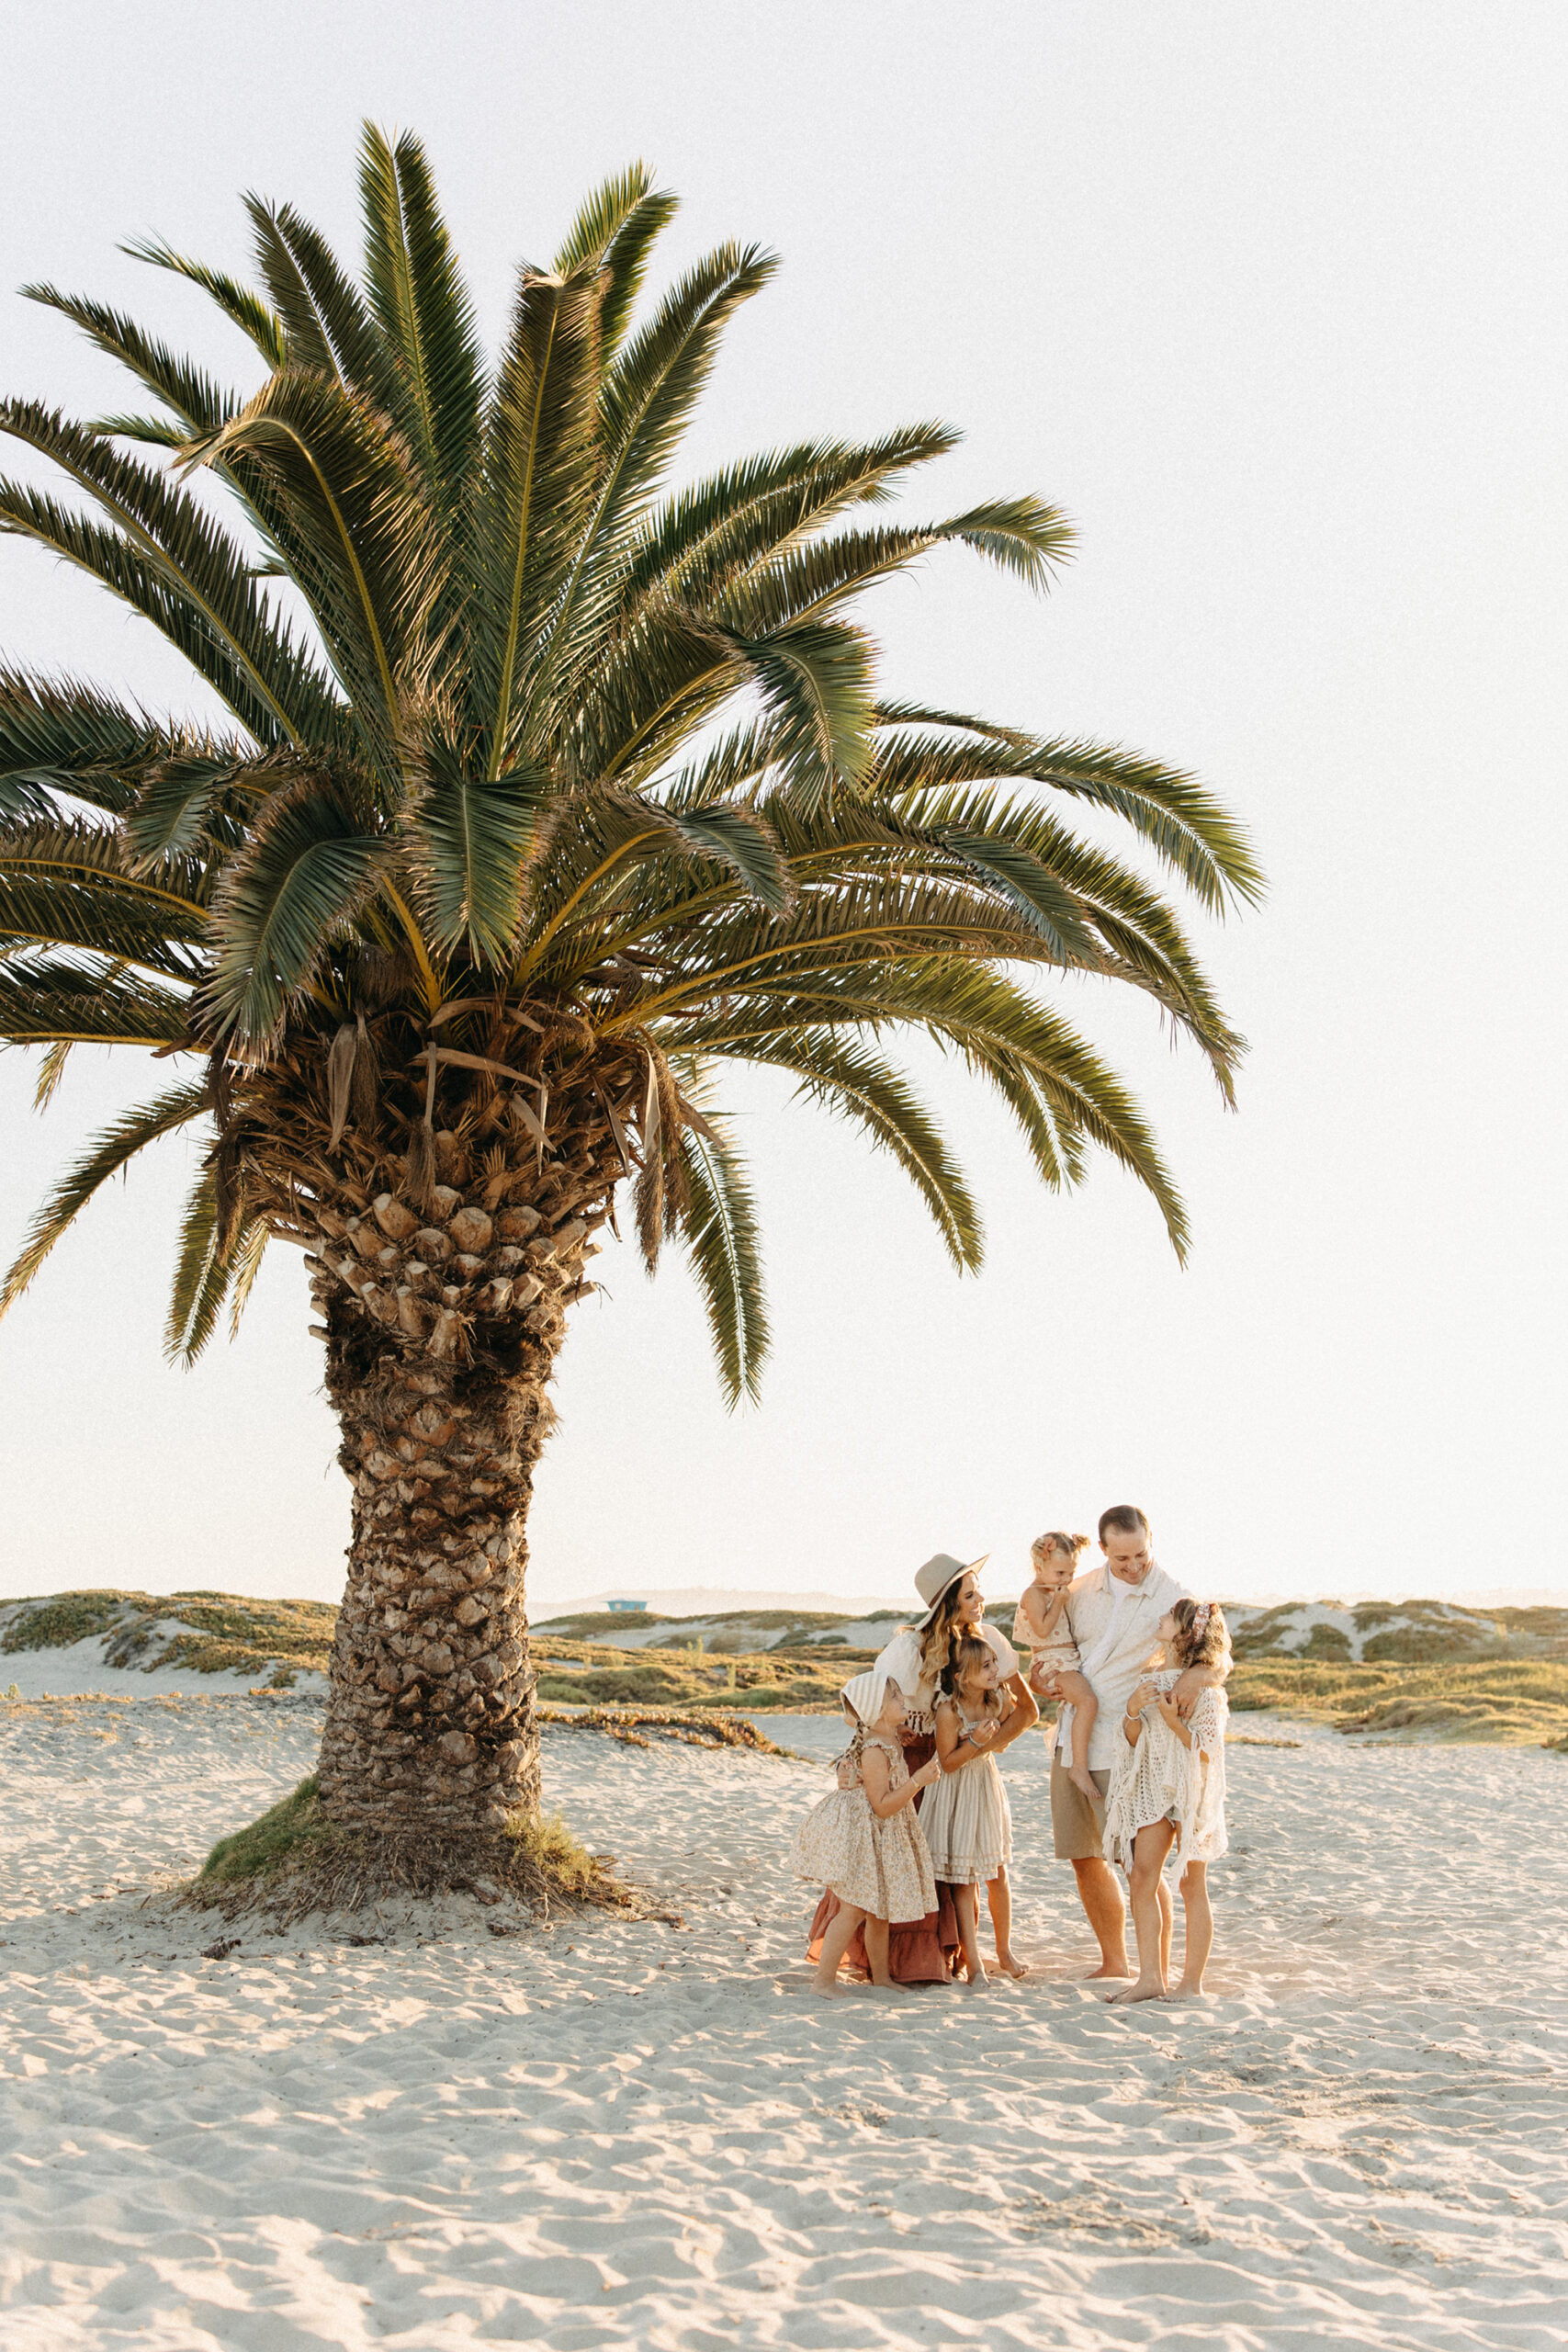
left=1033, top=1505, right=1222, bottom=1979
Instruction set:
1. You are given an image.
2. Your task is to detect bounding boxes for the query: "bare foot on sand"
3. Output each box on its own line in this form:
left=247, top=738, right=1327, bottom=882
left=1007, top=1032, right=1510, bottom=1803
left=995, top=1951, right=1031, bottom=1979
left=1164, top=1981, right=1211, bottom=2002
left=869, top=1977, right=913, bottom=1995
left=1106, top=1978, right=1167, bottom=2005
left=1083, top=1960, right=1132, bottom=1980
left=811, top=1979, right=851, bottom=1999
left=959, top=1966, right=990, bottom=1989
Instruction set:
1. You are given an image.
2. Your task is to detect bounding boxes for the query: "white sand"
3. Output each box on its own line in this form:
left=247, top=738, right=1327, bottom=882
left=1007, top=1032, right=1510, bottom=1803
left=0, top=1635, right=329, bottom=1701
left=3, top=1697, right=1566, bottom=2350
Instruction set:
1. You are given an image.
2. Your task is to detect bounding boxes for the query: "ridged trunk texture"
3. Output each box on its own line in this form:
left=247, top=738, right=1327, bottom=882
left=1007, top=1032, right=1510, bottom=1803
left=317, top=1348, right=554, bottom=1828
left=298, top=1114, right=626, bottom=1835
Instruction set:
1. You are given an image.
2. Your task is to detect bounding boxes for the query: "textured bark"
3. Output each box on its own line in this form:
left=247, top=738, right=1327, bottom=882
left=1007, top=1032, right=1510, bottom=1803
left=221, top=997, right=649, bottom=1840
left=309, top=1124, right=620, bottom=1830
left=316, top=1346, right=554, bottom=1829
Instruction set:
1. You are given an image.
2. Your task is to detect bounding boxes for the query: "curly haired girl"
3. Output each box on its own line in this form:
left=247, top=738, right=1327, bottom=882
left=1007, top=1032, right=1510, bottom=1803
left=1102, top=1599, right=1230, bottom=2004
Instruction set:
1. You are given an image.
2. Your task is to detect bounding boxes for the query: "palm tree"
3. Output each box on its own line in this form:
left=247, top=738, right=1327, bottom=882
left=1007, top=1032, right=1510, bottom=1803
left=0, top=129, right=1259, bottom=1874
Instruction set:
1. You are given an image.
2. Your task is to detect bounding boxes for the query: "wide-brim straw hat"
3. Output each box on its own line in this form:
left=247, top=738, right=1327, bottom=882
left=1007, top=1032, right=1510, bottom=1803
left=912, top=1551, right=989, bottom=1630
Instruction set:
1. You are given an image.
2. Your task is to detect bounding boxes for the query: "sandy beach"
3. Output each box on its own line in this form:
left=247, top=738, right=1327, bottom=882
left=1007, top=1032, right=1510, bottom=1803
left=3, top=1695, right=1566, bottom=2350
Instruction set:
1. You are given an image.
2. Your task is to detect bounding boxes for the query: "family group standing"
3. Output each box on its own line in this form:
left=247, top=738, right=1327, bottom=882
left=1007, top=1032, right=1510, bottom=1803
left=790, top=1506, right=1231, bottom=1998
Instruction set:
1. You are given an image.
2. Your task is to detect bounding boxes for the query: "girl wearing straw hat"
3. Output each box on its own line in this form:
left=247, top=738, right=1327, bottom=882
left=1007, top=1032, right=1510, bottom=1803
left=792, top=1664, right=941, bottom=1995
left=807, top=1554, right=1037, bottom=1982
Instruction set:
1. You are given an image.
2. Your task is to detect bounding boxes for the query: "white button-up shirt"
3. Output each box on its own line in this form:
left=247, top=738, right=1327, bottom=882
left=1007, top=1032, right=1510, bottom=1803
left=1057, top=1560, right=1191, bottom=1773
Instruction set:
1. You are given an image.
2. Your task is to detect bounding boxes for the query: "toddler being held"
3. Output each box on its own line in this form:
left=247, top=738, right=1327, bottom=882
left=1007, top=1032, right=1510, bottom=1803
left=1013, top=1531, right=1101, bottom=1808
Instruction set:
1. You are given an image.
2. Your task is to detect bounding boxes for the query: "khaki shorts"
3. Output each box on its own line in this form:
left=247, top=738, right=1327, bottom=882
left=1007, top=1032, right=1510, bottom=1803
left=1050, top=1759, right=1111, bottom=1860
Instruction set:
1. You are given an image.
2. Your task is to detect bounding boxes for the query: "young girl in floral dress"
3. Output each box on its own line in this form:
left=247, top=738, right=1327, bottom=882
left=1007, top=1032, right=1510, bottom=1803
left=792, top=1667, right=941, bottom=1996
left=1103, top=1599, right=1230, bottom=2004
left=919, top=1635, right=1033, bottom=1984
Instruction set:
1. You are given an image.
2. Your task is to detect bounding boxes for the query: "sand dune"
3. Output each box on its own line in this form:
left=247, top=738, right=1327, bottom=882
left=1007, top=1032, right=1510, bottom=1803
left=3, top=1693, right=1566, bottom=2348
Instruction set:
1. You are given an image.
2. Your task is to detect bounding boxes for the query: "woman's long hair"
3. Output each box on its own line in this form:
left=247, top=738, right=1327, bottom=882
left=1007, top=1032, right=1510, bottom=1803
left=912, top=1580, right=972, bottom=1694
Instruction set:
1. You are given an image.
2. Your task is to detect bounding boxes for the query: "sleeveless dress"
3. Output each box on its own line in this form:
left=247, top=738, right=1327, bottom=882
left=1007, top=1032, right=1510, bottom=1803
left=1011, top=1589, right=1082, bottom=1677
left=1103, top=1669, right=1229, bottom=1871
left=790, top=1734, right=938, bottom=1923
left=807, top=1623, right=1018, bottom=1983
left=919, top=1699, right=1013, bottom=1885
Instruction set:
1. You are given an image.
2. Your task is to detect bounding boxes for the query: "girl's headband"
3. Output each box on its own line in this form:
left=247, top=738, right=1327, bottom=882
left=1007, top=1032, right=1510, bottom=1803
left=1191, top=1601, right=1212, bottom=1636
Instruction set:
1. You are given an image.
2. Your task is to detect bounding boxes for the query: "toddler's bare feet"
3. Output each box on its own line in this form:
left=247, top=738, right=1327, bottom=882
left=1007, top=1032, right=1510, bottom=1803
left=1067, top=1763, right=1105, bottom=1815
left=995, top=1951, right=1031, bottom=1979
left=1107, top=1976, right=1167, bottom=2004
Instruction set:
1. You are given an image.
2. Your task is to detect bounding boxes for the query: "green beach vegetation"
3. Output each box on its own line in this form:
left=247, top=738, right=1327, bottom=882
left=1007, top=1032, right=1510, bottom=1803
left=0, top=125, right=1258, bottom=1905
left=5, top=1587, right=1563, bottom=1748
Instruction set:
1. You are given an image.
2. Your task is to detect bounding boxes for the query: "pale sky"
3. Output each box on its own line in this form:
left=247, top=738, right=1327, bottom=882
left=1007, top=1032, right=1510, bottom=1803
left=1, top=2, right=1563, bottom=1611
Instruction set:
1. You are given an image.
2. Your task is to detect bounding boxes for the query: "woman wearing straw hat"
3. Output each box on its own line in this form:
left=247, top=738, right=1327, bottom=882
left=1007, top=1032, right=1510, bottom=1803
left=807, top=1553, right=1038, bottom=1983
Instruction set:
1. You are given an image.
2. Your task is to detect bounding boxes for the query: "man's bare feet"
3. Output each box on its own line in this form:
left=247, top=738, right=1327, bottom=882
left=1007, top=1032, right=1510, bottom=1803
left=1164, top=1979, right=1209, bottom=2001
left=1067, top=1763, right=1105, bottom=1815
left=1084, top=1959, right=1132, bottom=1979
left=1106, top=1977, right=1166, bottom=2005
left=995, top=1951, right=1031, bottom=1979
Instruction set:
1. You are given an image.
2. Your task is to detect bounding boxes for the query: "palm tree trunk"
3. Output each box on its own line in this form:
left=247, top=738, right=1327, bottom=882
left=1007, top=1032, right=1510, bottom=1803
left=316, top=1348, right=555, bottom=1829
left=305, top=1137, right=618, bottom=1837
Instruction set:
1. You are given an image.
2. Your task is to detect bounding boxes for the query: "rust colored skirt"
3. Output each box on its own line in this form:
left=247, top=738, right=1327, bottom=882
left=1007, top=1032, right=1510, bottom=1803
left=806, top=1733, right=959, bottom=1984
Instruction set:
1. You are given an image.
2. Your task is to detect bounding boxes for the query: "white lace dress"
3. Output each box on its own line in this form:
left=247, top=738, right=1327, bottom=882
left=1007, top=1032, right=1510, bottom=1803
left=789, top=1734, right=938, bottom=1924
left=919, top=1700, right=1013, bottom=1886
left=1103, top=1670, right=1228, bottom=1871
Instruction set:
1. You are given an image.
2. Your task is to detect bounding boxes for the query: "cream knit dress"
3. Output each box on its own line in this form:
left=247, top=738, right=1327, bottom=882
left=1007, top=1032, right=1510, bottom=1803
left=919, top=1698, right=1013, bottom=1886
left=1103, top=1669, right=1229, bottom=1871
left=790, top=1733, right=938, bottom=1924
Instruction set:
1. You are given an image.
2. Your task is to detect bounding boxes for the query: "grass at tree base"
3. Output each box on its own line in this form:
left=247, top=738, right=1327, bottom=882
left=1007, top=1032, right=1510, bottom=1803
left=184, top=1775, right=637, bottom=1928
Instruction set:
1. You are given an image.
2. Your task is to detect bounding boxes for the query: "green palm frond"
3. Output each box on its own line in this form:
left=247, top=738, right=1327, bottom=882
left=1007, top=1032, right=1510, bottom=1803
left=0, top=129, right=1258, bottom=1386
left=670, top=1098, right=769, bottom=1407
left=553, top=164, right=678, bottom=362
left=0, top=950, right=193, bottom=1046
left=0, top=1078, right=209, bottom=1314
left=407, top=748, right=550, bottom=960
left=623, top=424, right=962, bottom=609
left=203, top=775, right=385, bottom=1042
left=738, top=1027, right=983, bottom=1272
left=476, top=264, right=605, bottom=765
left=0, top=669, right=195, bottom=820
left=119, top=238, right=289, bottom=369
left=243, top=197, right=390, bottom=398
left=726, top=620, right=878, bottom=806
left=0, top=410, right=338, bottom=746
left=358, top=125, right=483, bottom=520
left=176, top=370, right=446, bottom=774
left=22, top=282, right=241, bottom=436
left=164, top=1163, right=258, bottom=1363
left=530, top=243, right=776, bottom=728
left=716, top=502, right=1074, bottom=637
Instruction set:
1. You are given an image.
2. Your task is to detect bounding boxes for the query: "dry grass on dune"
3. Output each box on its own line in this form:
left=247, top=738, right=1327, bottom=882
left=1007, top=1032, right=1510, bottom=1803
left=1231, top=1657, right=1568, bottom=1745
left=0, top=1589, right=336, bottom=1687
left=6, top=1589, right=1566, bottom=1747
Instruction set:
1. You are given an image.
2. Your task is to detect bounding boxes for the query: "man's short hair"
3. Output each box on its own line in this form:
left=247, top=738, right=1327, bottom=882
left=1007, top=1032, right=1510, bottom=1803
left=1098, top=1504, right=1150, bottom=1545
